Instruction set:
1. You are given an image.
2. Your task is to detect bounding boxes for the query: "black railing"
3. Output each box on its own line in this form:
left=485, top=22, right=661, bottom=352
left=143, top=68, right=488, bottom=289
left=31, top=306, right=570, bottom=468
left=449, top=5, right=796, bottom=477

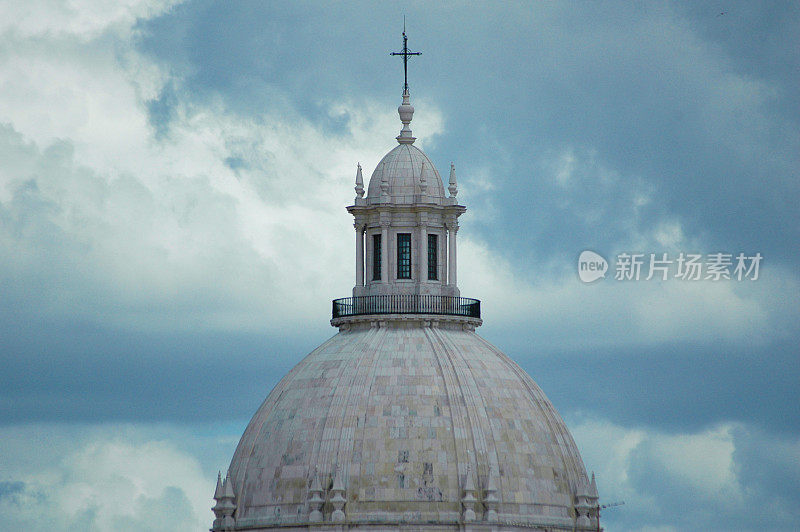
left=332, top=295, right=480, bottom=319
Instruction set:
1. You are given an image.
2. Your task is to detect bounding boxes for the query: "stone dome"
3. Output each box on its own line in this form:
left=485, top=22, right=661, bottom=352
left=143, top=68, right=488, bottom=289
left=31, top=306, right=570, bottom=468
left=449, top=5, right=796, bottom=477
left=225, top=324, right=594, bottom=530
left=366, top=143, right=446, bottom=203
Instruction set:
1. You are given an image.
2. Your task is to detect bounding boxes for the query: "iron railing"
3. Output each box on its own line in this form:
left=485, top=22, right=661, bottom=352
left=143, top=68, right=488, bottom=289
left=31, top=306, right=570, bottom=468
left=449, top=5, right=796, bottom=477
left=332, top=295, right=480, bottom=319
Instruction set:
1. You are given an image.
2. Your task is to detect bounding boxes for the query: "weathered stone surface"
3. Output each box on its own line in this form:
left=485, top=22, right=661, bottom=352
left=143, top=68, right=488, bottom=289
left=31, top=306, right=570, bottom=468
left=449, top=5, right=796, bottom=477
left=226, top=323, right=592, bottom=530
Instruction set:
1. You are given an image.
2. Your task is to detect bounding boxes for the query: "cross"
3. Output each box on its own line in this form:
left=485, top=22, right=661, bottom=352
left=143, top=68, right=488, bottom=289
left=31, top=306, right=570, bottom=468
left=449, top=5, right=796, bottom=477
left=390, top=24, right=421, bottom=92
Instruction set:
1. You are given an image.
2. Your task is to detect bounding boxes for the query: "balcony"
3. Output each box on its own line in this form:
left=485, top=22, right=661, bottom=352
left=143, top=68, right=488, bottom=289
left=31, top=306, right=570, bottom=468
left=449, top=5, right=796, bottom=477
left=332, top=295, right=480, bottom=320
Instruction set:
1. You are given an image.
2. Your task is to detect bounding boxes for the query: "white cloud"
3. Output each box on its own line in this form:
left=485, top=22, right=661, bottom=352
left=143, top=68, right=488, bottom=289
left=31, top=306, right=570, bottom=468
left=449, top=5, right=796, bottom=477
left=458, top=234, right=776, bottom=351
left=0, top=423, right=216, bottom=532
left=0, top=0, right=181, bottom=41
left=0, top=0, right=447, bottom=334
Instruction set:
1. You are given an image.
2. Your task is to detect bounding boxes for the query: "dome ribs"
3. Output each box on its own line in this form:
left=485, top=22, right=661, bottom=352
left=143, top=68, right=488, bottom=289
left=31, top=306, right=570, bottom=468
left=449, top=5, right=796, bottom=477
left=334, top=324, right=390, bottom=504
left=306, top=327, right=379, bottom=497
left=475, top=334, right=588, bottom=502
left=229, top=332, right=342, bottom=518
left=423, top=326, right=484, bottom=510
left=439, top=328, right=506, bottom=509
left=432, top=327, right=501, bottom=512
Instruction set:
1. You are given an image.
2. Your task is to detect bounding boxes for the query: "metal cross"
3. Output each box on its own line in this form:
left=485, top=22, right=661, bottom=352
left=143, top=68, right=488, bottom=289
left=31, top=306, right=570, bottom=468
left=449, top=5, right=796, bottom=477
left=390, top=25, right=421, bottom=92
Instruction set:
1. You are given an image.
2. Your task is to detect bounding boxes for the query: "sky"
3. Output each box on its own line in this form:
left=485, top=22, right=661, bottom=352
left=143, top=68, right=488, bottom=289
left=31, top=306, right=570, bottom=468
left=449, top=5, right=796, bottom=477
left=0, top=1, right=798, bottom=531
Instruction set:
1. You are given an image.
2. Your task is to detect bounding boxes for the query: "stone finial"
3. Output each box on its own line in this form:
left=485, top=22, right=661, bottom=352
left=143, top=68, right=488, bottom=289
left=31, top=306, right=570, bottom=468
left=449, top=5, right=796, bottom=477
left=214, top=471, right=223, bottom=500
left=588, top=472, right=599, bottom=527
left=448, top=162, right=458, bottom=197
left=212, top=471, right=236, bottom=532
left=484, top=469, right=499, bottom=522
left=330, top=466, right=347, bottom=523
left=355, top=163, right=364, bottom=198
left=462, top=465, right=477, bottom=522
left=307, top=470, right=324, bottom=523
left=419, top=160, right=428, bottom=195
left=397, top=90, right=416, bottom=144
left=574, top=474, right=593, bottom=528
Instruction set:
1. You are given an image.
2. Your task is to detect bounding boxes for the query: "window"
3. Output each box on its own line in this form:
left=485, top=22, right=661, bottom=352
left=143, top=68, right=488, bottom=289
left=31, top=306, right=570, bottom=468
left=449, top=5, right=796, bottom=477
left=397, top=233, right=411, bottom=279
left=427, top=234, right=438, bottom=280
left=372, top=234, right=382, bottom=281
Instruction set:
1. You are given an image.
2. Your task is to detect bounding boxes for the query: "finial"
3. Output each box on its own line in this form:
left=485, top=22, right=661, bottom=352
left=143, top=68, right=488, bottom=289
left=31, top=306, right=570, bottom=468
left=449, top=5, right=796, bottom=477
left=397, top=90, right=415, bottom=144
left=448, top=162, right=458, bottom=197
left=222, top=471, right=235, bottom=499
left=355, top=163, right=364, bottom=198
left=461, top=464, right=477, bottom=522
left=330, top=465, right=347, bottom=523
left=589, top=471, right=598, bottom=499
left=214, top=471, right=224, bottom=499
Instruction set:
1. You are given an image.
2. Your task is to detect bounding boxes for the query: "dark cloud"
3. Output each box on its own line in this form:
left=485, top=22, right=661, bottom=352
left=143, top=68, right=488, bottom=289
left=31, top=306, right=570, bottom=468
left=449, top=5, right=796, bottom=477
left=138, top=2, right=800, bottom=270
left=511, top=336, right=800, bottom=436
left=1, top=2, right=797, bottom=531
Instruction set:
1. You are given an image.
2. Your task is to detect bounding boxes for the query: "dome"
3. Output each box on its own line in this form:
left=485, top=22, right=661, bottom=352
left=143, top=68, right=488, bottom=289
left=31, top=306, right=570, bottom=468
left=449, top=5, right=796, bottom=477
left=214, top=33, right=600, bottom=532
left=366, top=143, right=446, bottom=203
left=226, top=324, right=593, bottom=530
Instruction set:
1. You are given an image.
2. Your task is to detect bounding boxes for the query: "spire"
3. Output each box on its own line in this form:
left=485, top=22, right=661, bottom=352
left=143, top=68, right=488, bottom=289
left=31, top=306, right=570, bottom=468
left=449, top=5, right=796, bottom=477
left=589, top=471, right=598, bottom=499
left=330, top=465, right=347, bottom=523
left=462, top=465, right=477, bottom=522
left=355, top=163, right=364, bottom=198
left=307, top=469, right=324, bottom=523
left=222, top=471, right=235, bottom=499
left=448, top=162, right=458, bottom=197
left=212, top=471, right=237, bottom=531
left=484, top=468, right=499, bottom=522
left=391, top=27, right=420, bottom=144
left=214, top=471, right=223, bottom=499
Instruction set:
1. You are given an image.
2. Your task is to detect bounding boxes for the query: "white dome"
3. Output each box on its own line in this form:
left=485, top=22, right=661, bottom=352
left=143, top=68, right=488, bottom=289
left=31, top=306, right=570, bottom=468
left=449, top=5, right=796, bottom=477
left=226, top=325, right=592, bottom=530
left=366, top=143, right=446, bottom=203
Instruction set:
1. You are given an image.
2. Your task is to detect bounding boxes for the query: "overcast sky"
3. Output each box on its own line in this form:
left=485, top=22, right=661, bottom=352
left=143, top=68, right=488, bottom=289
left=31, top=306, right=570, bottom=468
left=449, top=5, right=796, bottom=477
left=0, top=1, right=798, bottom=531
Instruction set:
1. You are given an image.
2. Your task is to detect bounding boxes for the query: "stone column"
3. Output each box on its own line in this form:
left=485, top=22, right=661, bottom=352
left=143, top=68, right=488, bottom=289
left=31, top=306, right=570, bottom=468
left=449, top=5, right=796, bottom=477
left=355, top=224, right=364, bottom=287
left=419, top=224, right=427, bottom=284
left=381, top=224, right=388, bottom=283
left=448, top=223, right=458, bottom=287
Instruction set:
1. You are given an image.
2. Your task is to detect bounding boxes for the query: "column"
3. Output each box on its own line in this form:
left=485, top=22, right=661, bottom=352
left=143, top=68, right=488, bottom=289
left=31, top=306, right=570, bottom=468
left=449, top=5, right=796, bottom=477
left=355, top=224, right=364, bottom=287
left=448, top=224, right=458, bottom=287
left=419, top=224, right=427, bottom=283
left=381, top=224, right=388, bottom=282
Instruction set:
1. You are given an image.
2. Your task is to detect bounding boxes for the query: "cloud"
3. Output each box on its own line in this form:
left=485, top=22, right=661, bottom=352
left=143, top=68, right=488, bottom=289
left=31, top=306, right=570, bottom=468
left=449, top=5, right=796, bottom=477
left=571, top=418, right=800, bottom=531
left=0, top=0, right=446, bottom=335
left=458, top=232, right=788, bottom=351
left=0, top=423, right=216, bottom=531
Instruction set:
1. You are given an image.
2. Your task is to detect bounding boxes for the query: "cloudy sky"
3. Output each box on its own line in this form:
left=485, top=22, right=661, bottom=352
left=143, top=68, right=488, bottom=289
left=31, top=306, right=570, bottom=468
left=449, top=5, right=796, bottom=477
left=0, top=1, right=798, bottom=530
